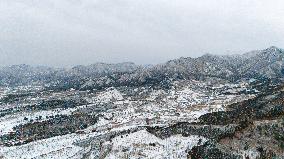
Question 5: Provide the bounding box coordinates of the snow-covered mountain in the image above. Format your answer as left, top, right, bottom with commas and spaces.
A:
159, 46, 284, 80
0, 46, 283, 88
1, 47, 284, 158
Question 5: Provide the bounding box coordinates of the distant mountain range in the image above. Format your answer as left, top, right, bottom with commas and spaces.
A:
1, 46, 283, 89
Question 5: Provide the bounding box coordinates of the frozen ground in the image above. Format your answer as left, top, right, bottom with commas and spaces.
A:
0, 79, 259, 158
105, 130, 206, 159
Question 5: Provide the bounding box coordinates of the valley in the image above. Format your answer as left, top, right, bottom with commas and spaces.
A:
0, 47, 284, 158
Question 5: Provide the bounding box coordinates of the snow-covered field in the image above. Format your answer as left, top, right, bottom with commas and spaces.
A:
0, 132, 100, 159
105, 130, 206, 159
0, 80, 258, 158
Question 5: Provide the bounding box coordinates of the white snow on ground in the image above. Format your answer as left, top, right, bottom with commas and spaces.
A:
0, 80, 258, 159
147, 90, 166, 101
105, 130, 207, 159
0, 105, 86, 135
0, 103, 96, 136
94, 88, 123, 104
0, 134, 82, 159
0, 132, 101, 159
96, 117, 111, 127
242, 149, 260, 159
175, 88, 207, 106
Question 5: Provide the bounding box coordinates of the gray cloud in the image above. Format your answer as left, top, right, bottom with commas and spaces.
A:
0, 0, 283, 67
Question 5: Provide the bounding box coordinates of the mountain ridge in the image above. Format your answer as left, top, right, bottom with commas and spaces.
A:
0, 46, 283, 88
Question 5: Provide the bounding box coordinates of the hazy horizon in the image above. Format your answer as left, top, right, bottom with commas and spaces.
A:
1, 0, 284, 67
0, 46, 281, 69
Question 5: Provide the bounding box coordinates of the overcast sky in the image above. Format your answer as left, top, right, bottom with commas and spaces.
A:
0, 0, 284, 67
